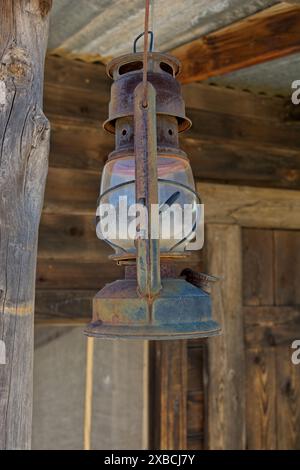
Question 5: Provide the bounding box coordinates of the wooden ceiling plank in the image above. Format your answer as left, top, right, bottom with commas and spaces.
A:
172, 3, 300, 83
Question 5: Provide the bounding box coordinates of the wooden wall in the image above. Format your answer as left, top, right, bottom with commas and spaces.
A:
38, 55, 300, 324
36, 55, 300, 449
37, 57, 121, 323
179, 229, 300, 450
243, 228, 300, 449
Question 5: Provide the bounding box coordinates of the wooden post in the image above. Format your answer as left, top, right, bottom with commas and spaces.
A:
0, 0, 52, 449
205, 224, 246, 449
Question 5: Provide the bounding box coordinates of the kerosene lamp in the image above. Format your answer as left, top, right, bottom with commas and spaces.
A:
84, 33, 221, 340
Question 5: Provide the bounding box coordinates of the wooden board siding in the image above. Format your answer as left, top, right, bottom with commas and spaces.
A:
245, 347, 277, 449
187, 228, 300, 451
242, 229, 274, 306
38, 51, 300, 320
150, 339, 206, 451
36, 56, 300, 450
44, 56, 300, 193
187, 341, 205, 450
274, 230, 300, 305
243, 228, 300, 449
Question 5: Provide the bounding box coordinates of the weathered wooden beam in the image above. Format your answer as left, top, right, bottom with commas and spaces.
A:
197, 182, 300, 230
172, 3, 300, 83
0, 0, 52, 449
42, 173, 300, 228
47, 113, 300, 189
205, 224, 245, 449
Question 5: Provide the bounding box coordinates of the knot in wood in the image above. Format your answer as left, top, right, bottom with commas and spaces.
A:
39, 0, 53, 18
1, 46, 32, 85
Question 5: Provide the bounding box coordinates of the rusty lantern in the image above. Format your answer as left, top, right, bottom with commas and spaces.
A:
84, 46, 221, 340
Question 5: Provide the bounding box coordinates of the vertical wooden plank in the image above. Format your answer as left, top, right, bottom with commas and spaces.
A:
274, 230, 300, 305
276, 344, 300, 449
246, 348, 277, 449
242, 229, 274, 306
150, 341, 187, 450
0, 0, 51, 449
205, 224, 245, 449
187, 342, 205, 450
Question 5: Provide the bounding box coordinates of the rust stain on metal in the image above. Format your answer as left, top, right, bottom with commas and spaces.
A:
85, 49, 221, 340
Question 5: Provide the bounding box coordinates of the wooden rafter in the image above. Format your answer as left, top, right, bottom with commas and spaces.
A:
172, 2, 300, 83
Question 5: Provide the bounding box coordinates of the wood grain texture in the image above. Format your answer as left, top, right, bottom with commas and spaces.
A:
274, 230, 300, 305
187, 342, 205, 450
43, 167, 100, 215
187, 343, 204, 392
205, 224, 245, 449
243, 228, 300, 449
187, 107, 300, 153
185, 141, 300, 190
181, 83, 285, 122
42, 171, 300, 228
44, 57, 300, 190
0, 0, 51, 449
197, 183, 300, 230
150, 341, 187, 450
38, 213, 112, 262
35, 289, 96, 324
47, 0, 278, 60
49, 120, 112, 171
187, 391, 204, 436
172, 3, 300, 83
245, 306, 300, 348
246, 348, 277, 449
36, 260, 123, 290
276, 344, 300, 449
242, 229, 274, 306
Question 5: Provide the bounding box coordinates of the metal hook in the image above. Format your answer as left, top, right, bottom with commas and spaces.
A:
133, 31, 154, 53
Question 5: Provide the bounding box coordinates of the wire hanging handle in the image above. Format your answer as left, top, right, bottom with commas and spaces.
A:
133, 31, 154, 53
